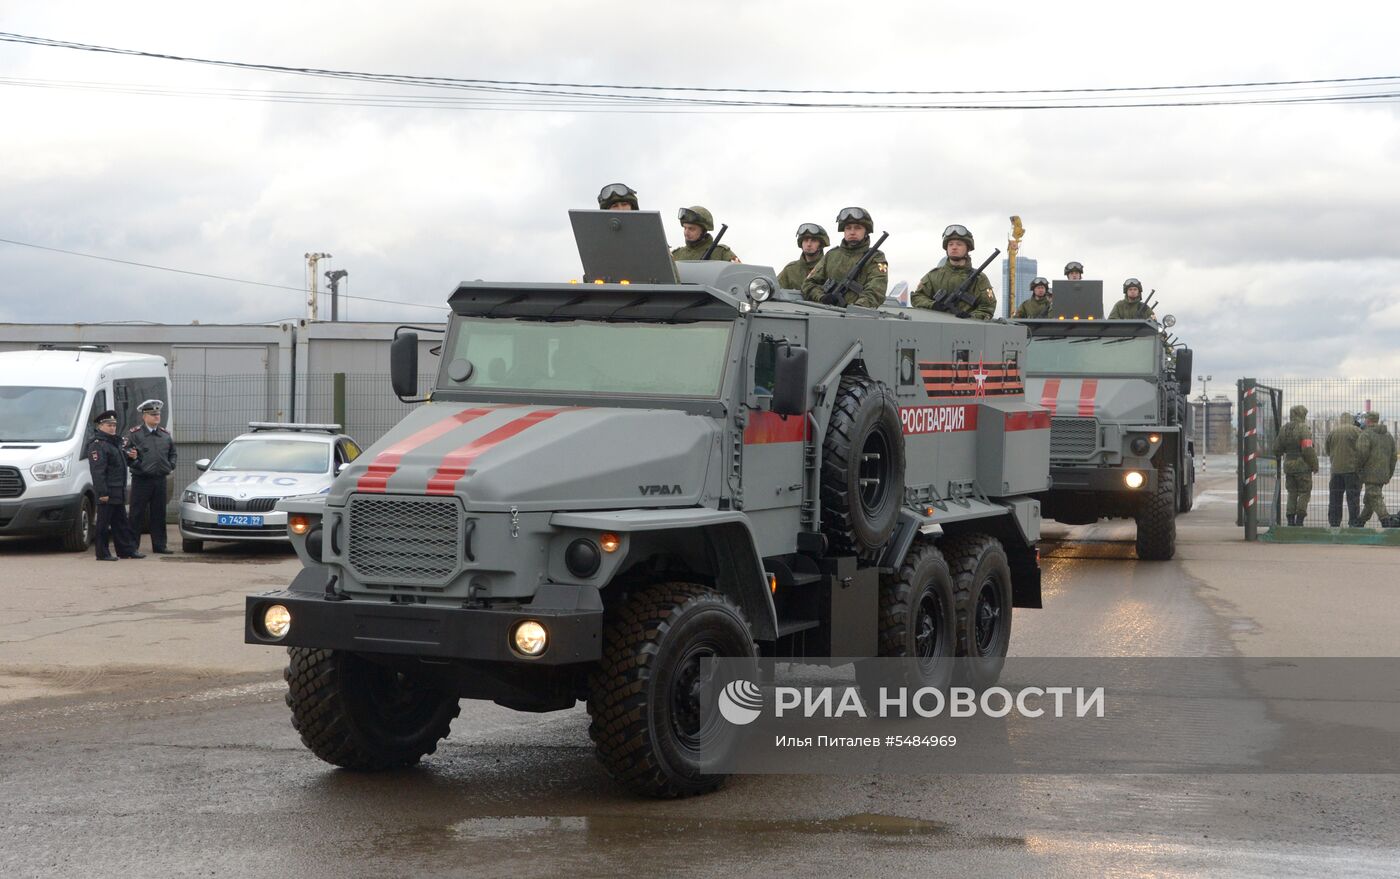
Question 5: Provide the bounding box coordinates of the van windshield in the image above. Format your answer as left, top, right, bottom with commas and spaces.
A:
0, 387, 87, 442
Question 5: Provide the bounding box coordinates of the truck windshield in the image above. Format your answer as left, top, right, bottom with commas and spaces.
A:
0, 386, 86, 442
444, 318, 733, 398
1024, 336, 1157, 375
212, 440, 329, 474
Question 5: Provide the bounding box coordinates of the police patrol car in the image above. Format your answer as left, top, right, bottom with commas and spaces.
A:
179, 423, 361, 552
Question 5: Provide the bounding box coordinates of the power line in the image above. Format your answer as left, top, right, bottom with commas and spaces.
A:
0, 236, 445, 310
2, 31, 1397, 111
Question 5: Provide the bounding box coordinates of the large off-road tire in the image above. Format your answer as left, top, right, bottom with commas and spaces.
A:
1135, 464, 1177, 560
587, 583, 757, 798
59, 495, 93, 551
820, 375, 906, 556
1178, 459, 1195, 514
942, 533, 1013, 690
857, 537, 957, 697
284, 647, 460, 770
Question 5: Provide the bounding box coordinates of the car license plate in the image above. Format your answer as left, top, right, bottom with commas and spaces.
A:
217, 514, 264, 527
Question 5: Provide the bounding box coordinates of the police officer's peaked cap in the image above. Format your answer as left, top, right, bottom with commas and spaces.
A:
94, 409, 118, 424
138, 399, 164, 413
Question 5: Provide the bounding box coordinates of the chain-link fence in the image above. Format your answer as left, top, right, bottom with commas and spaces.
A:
168, 372, 431, 503
1254, 378, 1400, 527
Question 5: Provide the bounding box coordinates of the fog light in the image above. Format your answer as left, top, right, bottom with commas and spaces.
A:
1125, 471, 1145, 489
599, 532, 621, 553
1149, 433, 1161, 444
565, 539, 601, 577
263, 604, 292, 639
289, 514, 311, 535
305, 526, 324, 562
512, 620, 548, 656
1130, 437, 1150, 455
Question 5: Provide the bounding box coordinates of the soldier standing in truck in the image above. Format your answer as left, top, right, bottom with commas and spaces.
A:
911, 225, 996, 319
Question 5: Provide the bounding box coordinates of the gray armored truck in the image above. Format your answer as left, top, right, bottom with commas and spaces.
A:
1019, 282, 1194, 560
245, 211, 1050, 798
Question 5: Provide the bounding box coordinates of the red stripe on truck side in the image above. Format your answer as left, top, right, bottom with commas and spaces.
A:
1005, 410, 1052, 431
1039, 379, 1061, 414
424, 408, 573, 495
356, 407, 501, 493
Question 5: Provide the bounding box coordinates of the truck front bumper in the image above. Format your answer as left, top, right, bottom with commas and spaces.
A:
1049, 465, 1158, 493
245, 589, 603, 665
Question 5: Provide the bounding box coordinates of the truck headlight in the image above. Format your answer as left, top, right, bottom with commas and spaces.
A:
565, 539, 601, 577
262, 605, 292, 639
748, 277, 774, 302
1125, 471, 1146, 489
1130, 437, 1150, 455
512, 620, 548, 657
30, 457, 68, 481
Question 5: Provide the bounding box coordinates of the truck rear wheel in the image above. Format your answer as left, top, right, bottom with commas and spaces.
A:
59, 495, 93, 552
1178, 459, 1195, 513
588, 582, 756, 798
942, 533, 1013, 690
821, 375, 905, 556
858, 537, 957, 696
1135, 464, 1177, 560
283, 648, 460, 770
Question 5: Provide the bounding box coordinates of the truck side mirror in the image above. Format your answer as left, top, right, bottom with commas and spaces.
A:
1175, 347, 1193, 396
390, 333, 419, 400
771, 345, 810, 416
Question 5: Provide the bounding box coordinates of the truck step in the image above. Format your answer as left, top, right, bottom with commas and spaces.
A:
776, 618, 821, 638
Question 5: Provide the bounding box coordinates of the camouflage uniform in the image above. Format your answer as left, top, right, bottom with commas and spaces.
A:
1108, 298, 1154, 320
1272, 404, 1318, 524
802, 239, 888, 308
672, 236, 739, 262
1014, 296, 1052, 319
1325, 412, 1364, 527
911, 264, 995, 319
778, 254, 822, 290
1356, 413, 1396, 525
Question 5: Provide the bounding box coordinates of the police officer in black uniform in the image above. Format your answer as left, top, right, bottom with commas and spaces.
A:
126, 399, 177, 554
88, 410, 141, 561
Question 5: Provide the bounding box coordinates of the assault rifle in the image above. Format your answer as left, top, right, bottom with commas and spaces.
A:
701, 224, 729, 260
819, 231, 889, 306
930, 248, 1001, 314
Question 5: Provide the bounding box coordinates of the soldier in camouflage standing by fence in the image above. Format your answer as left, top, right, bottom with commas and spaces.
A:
1325, 411, 1364, 527
1273, 404, 1319, 526
1356, 411, 1396, 526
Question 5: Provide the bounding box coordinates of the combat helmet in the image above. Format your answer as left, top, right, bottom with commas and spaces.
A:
796, 223, 830, 247
1064, 261, 1084, 276
941, 224, 975, 251
1123, 277, 1143, 296
1030, 276, 1049, 294
835, 206, 874, 233
678, 206, 715, 232
597, 182, 639, 210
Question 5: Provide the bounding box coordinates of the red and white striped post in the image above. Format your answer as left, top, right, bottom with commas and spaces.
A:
1239, 378, 1259, 540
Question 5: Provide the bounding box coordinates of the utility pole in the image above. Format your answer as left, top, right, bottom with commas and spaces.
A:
325, 269, 348, 322
1006, 216, 1024, 316
304, 252, 332, 320
1198, 374, 1212, 469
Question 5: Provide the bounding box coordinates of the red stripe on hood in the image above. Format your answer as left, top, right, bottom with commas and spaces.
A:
425, 408, 574, 496
356, 407, 502, 493
1078, 379, 1098, 416
1040, 379, 1061, 414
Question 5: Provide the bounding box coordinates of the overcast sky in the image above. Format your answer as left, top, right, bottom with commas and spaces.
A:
2, 1, 1399, 380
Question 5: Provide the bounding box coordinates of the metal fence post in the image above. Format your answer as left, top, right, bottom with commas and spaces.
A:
333, 373, 346, 428
1239, 378, 1259, 540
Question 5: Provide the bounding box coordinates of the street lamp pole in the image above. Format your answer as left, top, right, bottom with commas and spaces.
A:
1198, 374, 1212, 469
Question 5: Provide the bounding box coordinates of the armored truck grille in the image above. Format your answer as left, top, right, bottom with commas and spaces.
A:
0, 467, 22, 498
1050, 417, 1098, 459
346, 495, 462, 587
208, 495, 278, 513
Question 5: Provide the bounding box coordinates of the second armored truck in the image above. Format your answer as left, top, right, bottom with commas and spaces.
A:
245, 211, 1051, 797
1020, 289, 1194, 560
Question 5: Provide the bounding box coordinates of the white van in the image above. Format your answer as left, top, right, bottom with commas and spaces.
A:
0, 345, 171, 550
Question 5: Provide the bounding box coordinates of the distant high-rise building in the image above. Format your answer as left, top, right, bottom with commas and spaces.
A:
1000, 256, 1038, 318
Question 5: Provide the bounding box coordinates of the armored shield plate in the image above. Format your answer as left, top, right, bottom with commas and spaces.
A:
1049, 280, 1104, 319
570, 210, 679, 285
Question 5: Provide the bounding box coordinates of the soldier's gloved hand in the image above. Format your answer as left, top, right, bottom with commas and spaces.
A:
821, 291, 843, 306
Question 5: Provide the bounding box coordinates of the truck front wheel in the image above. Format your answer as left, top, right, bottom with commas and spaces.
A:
588, 583, 756, 798
1135, 464, 1178, 560
284, 648, 460, 770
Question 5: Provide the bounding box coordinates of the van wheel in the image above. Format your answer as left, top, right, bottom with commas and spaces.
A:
821, 375, 906, 556
60, 496, 94, 552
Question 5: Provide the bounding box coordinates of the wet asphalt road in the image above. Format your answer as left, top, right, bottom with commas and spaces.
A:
1, 461, 1398, 878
